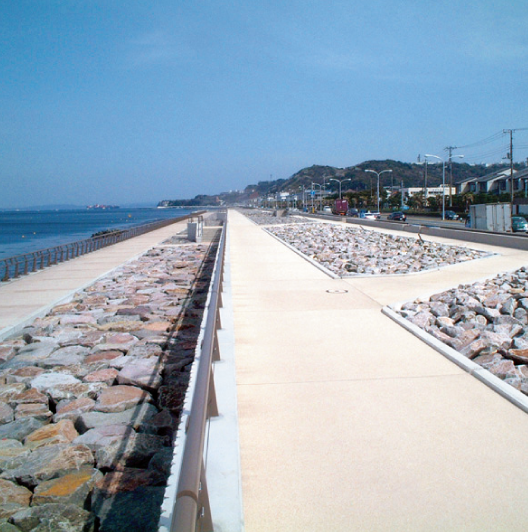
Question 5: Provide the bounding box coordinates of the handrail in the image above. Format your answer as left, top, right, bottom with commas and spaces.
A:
0, 212, 205, 282
164, 216, 227, 532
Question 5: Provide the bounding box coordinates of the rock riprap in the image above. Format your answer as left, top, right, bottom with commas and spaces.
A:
397, 266, 528, 394
0, 237, 216, 531
240, 209, 315, 226
266, 223, 490, 275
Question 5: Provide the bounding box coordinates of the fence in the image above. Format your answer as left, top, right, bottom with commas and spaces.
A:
0, 213, 203, 282
160, 217, 227, 532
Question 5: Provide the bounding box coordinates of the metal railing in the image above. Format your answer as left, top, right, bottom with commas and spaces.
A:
0, 212, 204, 282
163, 217, 227, 532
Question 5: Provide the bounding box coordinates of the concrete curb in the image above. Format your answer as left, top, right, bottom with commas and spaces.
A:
382, 305, 528, 415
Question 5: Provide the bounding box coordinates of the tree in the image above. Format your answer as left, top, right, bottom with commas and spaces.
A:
407, 192, 425, 210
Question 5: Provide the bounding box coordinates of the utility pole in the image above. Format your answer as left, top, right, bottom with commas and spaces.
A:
424, 157, 428, 209
504, 129, 514, 209
444, 146, 458, 207
418, 154, 429, 208
504, 128, 528, 211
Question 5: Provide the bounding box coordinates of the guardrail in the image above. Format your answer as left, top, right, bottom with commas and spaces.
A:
160, 218, 226, 532
0, 212, 204, 282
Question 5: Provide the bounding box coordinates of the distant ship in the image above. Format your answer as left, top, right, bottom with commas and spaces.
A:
86, 204, 120, 210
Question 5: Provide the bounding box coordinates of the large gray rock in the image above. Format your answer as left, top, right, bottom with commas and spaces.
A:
54, 397, 96, 423
0, 417, 46, 442
0, 445, 31, 472
31, 373, 80, 392
32, 468, 103, 507
0, 402, 14, 425
37, 346, 89, 368
75, 403, 159, 433
73, 425, 132, 451
9, 503, 95, 531
0, 478, 32, 506
117, 360, 162, 392
31, 373, 105, 403
94, 385, 152, 414
1, 444, 94, 489
94, 433, 165, 469
0, 384, 27, 404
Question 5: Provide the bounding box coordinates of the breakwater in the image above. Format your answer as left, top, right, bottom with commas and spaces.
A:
0, 230, 219, 531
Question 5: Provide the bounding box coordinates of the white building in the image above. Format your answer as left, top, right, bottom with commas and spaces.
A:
401, 185, 455, 198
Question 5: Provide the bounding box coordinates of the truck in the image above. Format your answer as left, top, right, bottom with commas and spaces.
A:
467, 203, 511, 232
332, 199, 348, 216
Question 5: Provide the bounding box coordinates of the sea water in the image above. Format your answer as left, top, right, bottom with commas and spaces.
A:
0, 207, 195, 259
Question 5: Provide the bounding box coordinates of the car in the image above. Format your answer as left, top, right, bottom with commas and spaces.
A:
322, 206, 332, 213
347, 208, 359, 217
387, 211, 407, 222
445, 210, 459, 220
360, 210, 381, 220
512, 216, 528, 232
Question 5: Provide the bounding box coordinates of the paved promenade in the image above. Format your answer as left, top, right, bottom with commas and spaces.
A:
228, 210, 528, 531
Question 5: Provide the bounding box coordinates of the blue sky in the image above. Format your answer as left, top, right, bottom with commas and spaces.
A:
1, 0, 527, 208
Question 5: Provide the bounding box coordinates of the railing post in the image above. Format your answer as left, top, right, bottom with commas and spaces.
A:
2, 260, 10, 282
197, 463, 214, 532
208, 368, 219, 418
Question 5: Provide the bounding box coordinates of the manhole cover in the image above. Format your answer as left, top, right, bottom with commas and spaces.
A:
326, 289, 348, 294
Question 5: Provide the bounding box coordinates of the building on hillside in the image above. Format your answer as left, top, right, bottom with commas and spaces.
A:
456, 168, 528, 196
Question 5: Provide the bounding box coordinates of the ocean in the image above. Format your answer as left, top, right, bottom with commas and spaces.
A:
0, 207, 196, 259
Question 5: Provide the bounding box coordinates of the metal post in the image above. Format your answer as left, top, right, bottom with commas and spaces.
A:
442, 160, 446, 220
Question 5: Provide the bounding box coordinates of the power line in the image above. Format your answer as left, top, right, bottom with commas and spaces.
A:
455, 131, 504, 150
462, 146, 510, 162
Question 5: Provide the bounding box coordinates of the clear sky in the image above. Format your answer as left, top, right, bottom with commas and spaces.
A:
1, 0, 527, 208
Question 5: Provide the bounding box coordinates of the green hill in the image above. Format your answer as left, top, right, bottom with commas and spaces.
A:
159, 160, 514, 206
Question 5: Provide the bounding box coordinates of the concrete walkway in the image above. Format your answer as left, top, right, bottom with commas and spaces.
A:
0, 220, 191, 338
228, 210, 528, 531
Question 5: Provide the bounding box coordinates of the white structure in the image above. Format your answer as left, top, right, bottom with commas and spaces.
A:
401, 186, 455, 198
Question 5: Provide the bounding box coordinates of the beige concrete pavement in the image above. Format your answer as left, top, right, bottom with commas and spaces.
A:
0, 220, 191, 335
229, 210, 528, 531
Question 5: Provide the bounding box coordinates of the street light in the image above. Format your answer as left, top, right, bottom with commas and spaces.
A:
329, 178, 351, 199
425, 154, 463, 220
364, 169, 392, 213
425, 154, 446, 220
447, 154, 464, 206
312, 182, 323, 212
